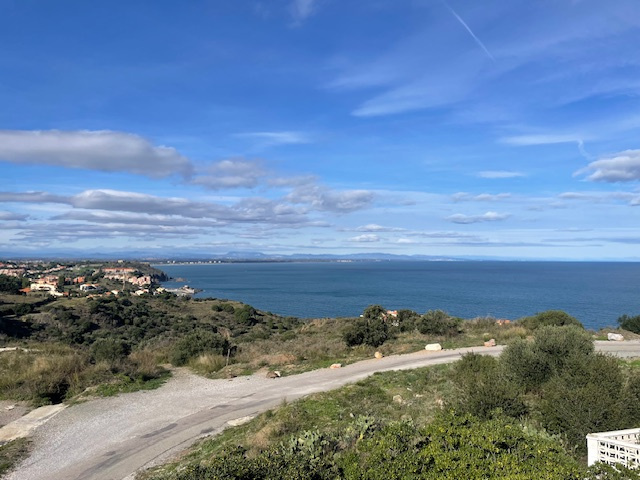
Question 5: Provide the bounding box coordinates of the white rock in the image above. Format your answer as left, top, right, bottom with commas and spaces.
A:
607, 333, 624, 341
425, 343, 442, 351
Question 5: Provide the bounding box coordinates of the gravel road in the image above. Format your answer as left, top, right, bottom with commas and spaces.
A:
6, 341, 640, 480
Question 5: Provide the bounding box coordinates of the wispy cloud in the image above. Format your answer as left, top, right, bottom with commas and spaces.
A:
0, 211, 28, 221
290, 0, 319, 25
235, 131, 311, 147
477, 171, 526, 179
286, 185, 375, 213
191, 159, 267, 190
0, 130, 193, 178
446, 211, 510, 224
355, 224, 404, 232
348, 234, 379, 243
500, 134, 585, 146
452, 192, 511, 202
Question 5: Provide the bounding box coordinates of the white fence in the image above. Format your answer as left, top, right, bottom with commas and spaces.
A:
586, 428, 640, 468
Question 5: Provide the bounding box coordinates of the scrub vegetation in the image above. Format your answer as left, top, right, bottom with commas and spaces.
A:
142, 327, 640, 479
2, 273, 638, 407
4, 269, 640, 478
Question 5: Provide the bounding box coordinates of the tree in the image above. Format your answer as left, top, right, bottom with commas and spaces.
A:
618, 314, 640, 334
0, 274, 22, 294
362, 305, 386, 320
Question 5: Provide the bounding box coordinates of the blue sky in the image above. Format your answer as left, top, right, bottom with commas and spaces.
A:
2, 0, 640, 260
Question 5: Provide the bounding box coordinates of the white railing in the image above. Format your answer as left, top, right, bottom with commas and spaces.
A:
586, 428, 640, 468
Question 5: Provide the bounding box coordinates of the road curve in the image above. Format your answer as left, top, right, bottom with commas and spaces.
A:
7, 340, 640, 480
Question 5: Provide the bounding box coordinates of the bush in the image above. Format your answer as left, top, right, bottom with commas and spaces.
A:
537, 354, 626, 454
171, 330, 230, 366
416, 310, 461, 336
396, 309, 419, 332
502, 325, 593, 391
0, 275, 22, 294
91, 338, 131, 364
341, 412, 586, 479
451, 353, 527, 419
519, 310, 583, 330
343, 318, 389, 347
362, 305, 386, 320
235, 305, 257, 325
618, 314, 640, 334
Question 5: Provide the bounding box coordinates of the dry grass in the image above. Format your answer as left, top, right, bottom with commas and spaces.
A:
189, 354, 227, 376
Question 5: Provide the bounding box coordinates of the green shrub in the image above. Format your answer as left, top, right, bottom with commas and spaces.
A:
618, 314, 640, 334
362, 304, 386, 320
171, 330, 230, 366
451, 353, 527, 419
343, 318, 389, 347
537, 354, 626, 454
0, 275, 22, 294
341, 412, 586, 479
519, 310, 583, 330
91, 338, 130, 364
416, 310, 461, 336
502, 325, 593, 391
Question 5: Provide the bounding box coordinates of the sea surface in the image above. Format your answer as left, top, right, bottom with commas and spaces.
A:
156, 261, 640, 331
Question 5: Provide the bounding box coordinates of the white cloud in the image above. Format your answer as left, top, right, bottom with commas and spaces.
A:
477, 171, 525, 179
452, 192, 511, 202
191, 159, 267, 190
577, 149, 640, 182
355, 223, 404, 232
0, 130, 193, 178
446, 211, 510, 224
349, 234, 379, 242
0, 211, 28, 221
287, 185, 374, 212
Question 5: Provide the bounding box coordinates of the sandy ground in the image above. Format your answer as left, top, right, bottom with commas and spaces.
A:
0, 401, 29, 429
4, 341, 640, 480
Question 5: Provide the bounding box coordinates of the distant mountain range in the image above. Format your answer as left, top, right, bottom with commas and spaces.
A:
1, 248, 633, 262
0, 247, 501, 262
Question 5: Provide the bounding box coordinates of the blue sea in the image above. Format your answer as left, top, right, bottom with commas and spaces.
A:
156, 261, 640, 331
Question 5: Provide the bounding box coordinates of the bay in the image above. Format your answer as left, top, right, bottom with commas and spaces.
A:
156, 261, 640, 331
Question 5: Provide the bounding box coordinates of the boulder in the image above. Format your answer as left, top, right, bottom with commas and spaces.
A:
266, 370, 281, 379
607, 333, 625, 341
484, 338, 496, 347
330, 363, 342, 369
393, 395, 403, 404
425, 343, 442, 351
374, 351, 383, 359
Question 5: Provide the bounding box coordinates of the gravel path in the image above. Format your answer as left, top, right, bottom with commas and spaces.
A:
6, 341, 640, 480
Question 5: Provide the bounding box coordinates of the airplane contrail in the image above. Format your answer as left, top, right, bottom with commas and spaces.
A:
443, 2, 495, 62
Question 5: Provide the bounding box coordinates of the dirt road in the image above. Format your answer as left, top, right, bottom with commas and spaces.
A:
7, 341, 640, 480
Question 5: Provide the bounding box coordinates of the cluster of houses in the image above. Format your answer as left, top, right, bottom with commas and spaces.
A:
2, 261, 159, 298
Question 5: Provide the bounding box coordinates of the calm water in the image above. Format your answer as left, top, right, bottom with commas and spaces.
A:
156, 261, 640, 330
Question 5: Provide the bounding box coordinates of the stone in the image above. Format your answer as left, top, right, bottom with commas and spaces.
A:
374, 351, 383, 359
266, 370, 281, 378
425, 343, 442, 351
330, 363, 342, 369
484, 338, 496, 347
608, 333, 624, 341
393, 395, 403, 404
